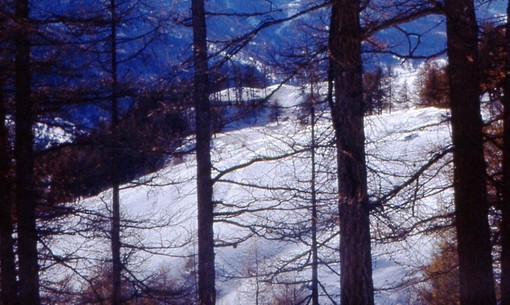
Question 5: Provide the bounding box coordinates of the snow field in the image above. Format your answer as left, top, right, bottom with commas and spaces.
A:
49, 79, 453, 304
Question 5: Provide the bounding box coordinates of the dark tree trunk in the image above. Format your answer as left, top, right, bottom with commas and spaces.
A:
0, 84, 18, 305
109, 0, 122, 304
328, 1, 374, 305
14, 0, 41, 304
192, 0, 216, 304
310, 102, 319, 305
500, 1, 510, 304
445, 1, 497, 304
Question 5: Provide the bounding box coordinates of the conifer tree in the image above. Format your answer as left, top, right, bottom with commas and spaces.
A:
500, 1, 510, 304
445, 0, 497, 304
14, 0, 41, 303
192, 0, 216, 304
328, 1, 374, 304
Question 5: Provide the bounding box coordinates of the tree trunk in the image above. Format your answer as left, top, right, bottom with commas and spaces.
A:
14, 0, 41, 304
329, 1, 374, 305
500, 1, 510, 304
110, 0, 122, 304
192, 0, 216, 304
310, 102, 319, 305
0, 83, 18, 305
445, 1, 497, 304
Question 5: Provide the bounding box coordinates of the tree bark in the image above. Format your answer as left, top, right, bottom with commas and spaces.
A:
14, 0, 41, 304
192, 0, 216, 304
329, 1, 374, 305
310, 101, 319, 305
109, 0, 122, 304
445, 1, 497, 304
0, 83, 18, 305
500, 1, 510, 304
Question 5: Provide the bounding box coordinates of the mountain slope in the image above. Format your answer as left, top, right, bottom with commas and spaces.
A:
47, 84, 452, 304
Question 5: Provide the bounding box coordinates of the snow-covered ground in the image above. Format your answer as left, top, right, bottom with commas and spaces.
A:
47, 73, 454, 304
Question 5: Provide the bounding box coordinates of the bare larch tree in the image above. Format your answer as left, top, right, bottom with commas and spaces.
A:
500, 0, 510, 304
192, 0, 216, 304
15, 0, 41, 304
445, 0, 497, 304
328, 0, 374, 304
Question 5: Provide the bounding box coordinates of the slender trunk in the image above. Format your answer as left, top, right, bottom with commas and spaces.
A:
500, 1, 510, 304
0, 84, 18, 305
445, 1, 496, 304
306, 50, 320, 305
110, 0, 122, 304
192, 0, 216, 304
255, 248, 260, 305
111, 183, 121, 305
15, 0, 40, 304
310, 101, 319, 305
329, 1, 374, 305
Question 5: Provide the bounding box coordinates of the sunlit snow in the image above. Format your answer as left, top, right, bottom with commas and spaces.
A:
48, 69, 453, 304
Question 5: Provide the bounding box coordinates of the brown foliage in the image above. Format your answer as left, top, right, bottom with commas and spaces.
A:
479, 23, 506, 101
418, 62, 449, 108
76, 263, 196, 305
417, 232, 460, 305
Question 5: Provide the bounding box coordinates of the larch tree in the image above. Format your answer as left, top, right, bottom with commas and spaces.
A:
27, 0, 183, 301
328, 1, 374, 304
83, 0, 170, 301
309, 78, 322, 305
192, 0, 216, 304
14, 0, 41, 304
109, 0, 122, 304
445, 0, 497, 304
0, 5, 18, 304
500, 0, 510, 303
0, 75, 18, 305
306, 51, 321, 305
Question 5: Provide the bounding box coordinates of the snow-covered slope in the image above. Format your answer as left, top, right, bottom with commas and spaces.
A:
48, 83, 453, 304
